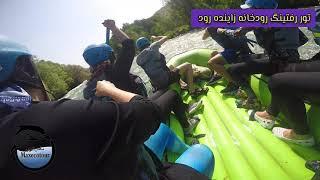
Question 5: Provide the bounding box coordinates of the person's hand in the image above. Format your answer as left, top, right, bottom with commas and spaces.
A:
102, 19, 116, 29
95, 80, 116, 97
217, 28, 227, 34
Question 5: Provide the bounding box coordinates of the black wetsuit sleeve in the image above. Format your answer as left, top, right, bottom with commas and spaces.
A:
113, 39, 135, 79
35, 98, 161, 156
117, 96, 162, 145
62, 96, 162, 146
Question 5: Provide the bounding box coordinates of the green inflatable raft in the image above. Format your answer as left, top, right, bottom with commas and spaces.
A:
166, 49, 320, 180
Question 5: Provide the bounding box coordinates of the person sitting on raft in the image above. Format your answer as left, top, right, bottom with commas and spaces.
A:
226, 0, 307, 109
136, 35, 208, 96
250, 59, 320, 147
202, 27, 252, 95
168, 62, 211, 96
81, 25, 211, 172
135, 35, 181, 91
82, 23, 202, 136
83, 19, 147, 99
250, 6, 320, 147
0, 38, 214, 180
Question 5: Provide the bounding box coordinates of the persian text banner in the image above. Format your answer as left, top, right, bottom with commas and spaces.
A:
191, 9, 316, 28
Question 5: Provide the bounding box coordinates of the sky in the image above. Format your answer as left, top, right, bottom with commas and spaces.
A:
0, 0, 163, 67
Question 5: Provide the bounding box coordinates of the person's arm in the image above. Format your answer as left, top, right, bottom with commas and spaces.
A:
102, 20, 135, 85
102, 19, 129, 43
151, 35, 168, 46
95, 80, 136, 103
216, 28, 227, 34
111, 39, 135, 86
202, 28, 210, 40
95, 80, 162, 145
50, 95, 162, 162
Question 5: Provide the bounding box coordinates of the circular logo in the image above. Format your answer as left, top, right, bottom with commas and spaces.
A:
13, 126, 55, 170
16, 146, 53, 170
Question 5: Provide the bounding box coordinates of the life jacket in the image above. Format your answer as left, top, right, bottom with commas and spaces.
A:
253, 28, 304, 62
136, 46, 171, 89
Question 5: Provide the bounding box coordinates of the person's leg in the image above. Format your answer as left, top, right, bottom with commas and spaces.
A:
194, 65, 212, 80
207, 51, 220, 71
152, 89, 201, 135
253, 75, 283, 129
176, 63, 195, 93
255, 61, 320, 128
207, 54, 225, 85
268, 61, 320, 116
255, 72, 320, 136
208, 53, 234, 82
207, 51, 223, 85
167, 67, 181, 87
269, 72, 320, 134
228, 57, 274, 99
144, 123, 190, 160
152, 89, 189, 128
253, 76, 282, 126
149, 89, 168, 101
227, 57, 273, 85
283, 60, 320, 73
175, 144, 214, 178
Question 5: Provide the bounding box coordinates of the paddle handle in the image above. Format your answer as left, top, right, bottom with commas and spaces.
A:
106, 28, 110, 45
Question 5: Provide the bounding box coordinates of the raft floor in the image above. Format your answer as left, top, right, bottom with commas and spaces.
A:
170, 82, 320, 180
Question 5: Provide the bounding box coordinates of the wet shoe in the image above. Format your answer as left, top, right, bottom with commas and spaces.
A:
272, 127, 315, 147
236, 98, 261, 110
234, 88, 248, 99
221, 83, 239, 95
306, 160, 320, 172
183, 115, 200, 135
206, 75, 222, 86
185, 134, 206, 145
187, 137, 200, 145
306, 160, 320, 180
190, 87, 208, 97
188, 100, 203, 115
248, 110, 275, 129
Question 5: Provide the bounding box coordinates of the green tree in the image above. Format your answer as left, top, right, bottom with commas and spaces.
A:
35, 60, 90, 99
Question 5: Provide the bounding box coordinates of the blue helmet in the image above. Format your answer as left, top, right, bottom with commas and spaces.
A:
136, 37, 150, 51
0, 37, 32, 82
241, 0, 278, 9
83, 44, 113, 67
